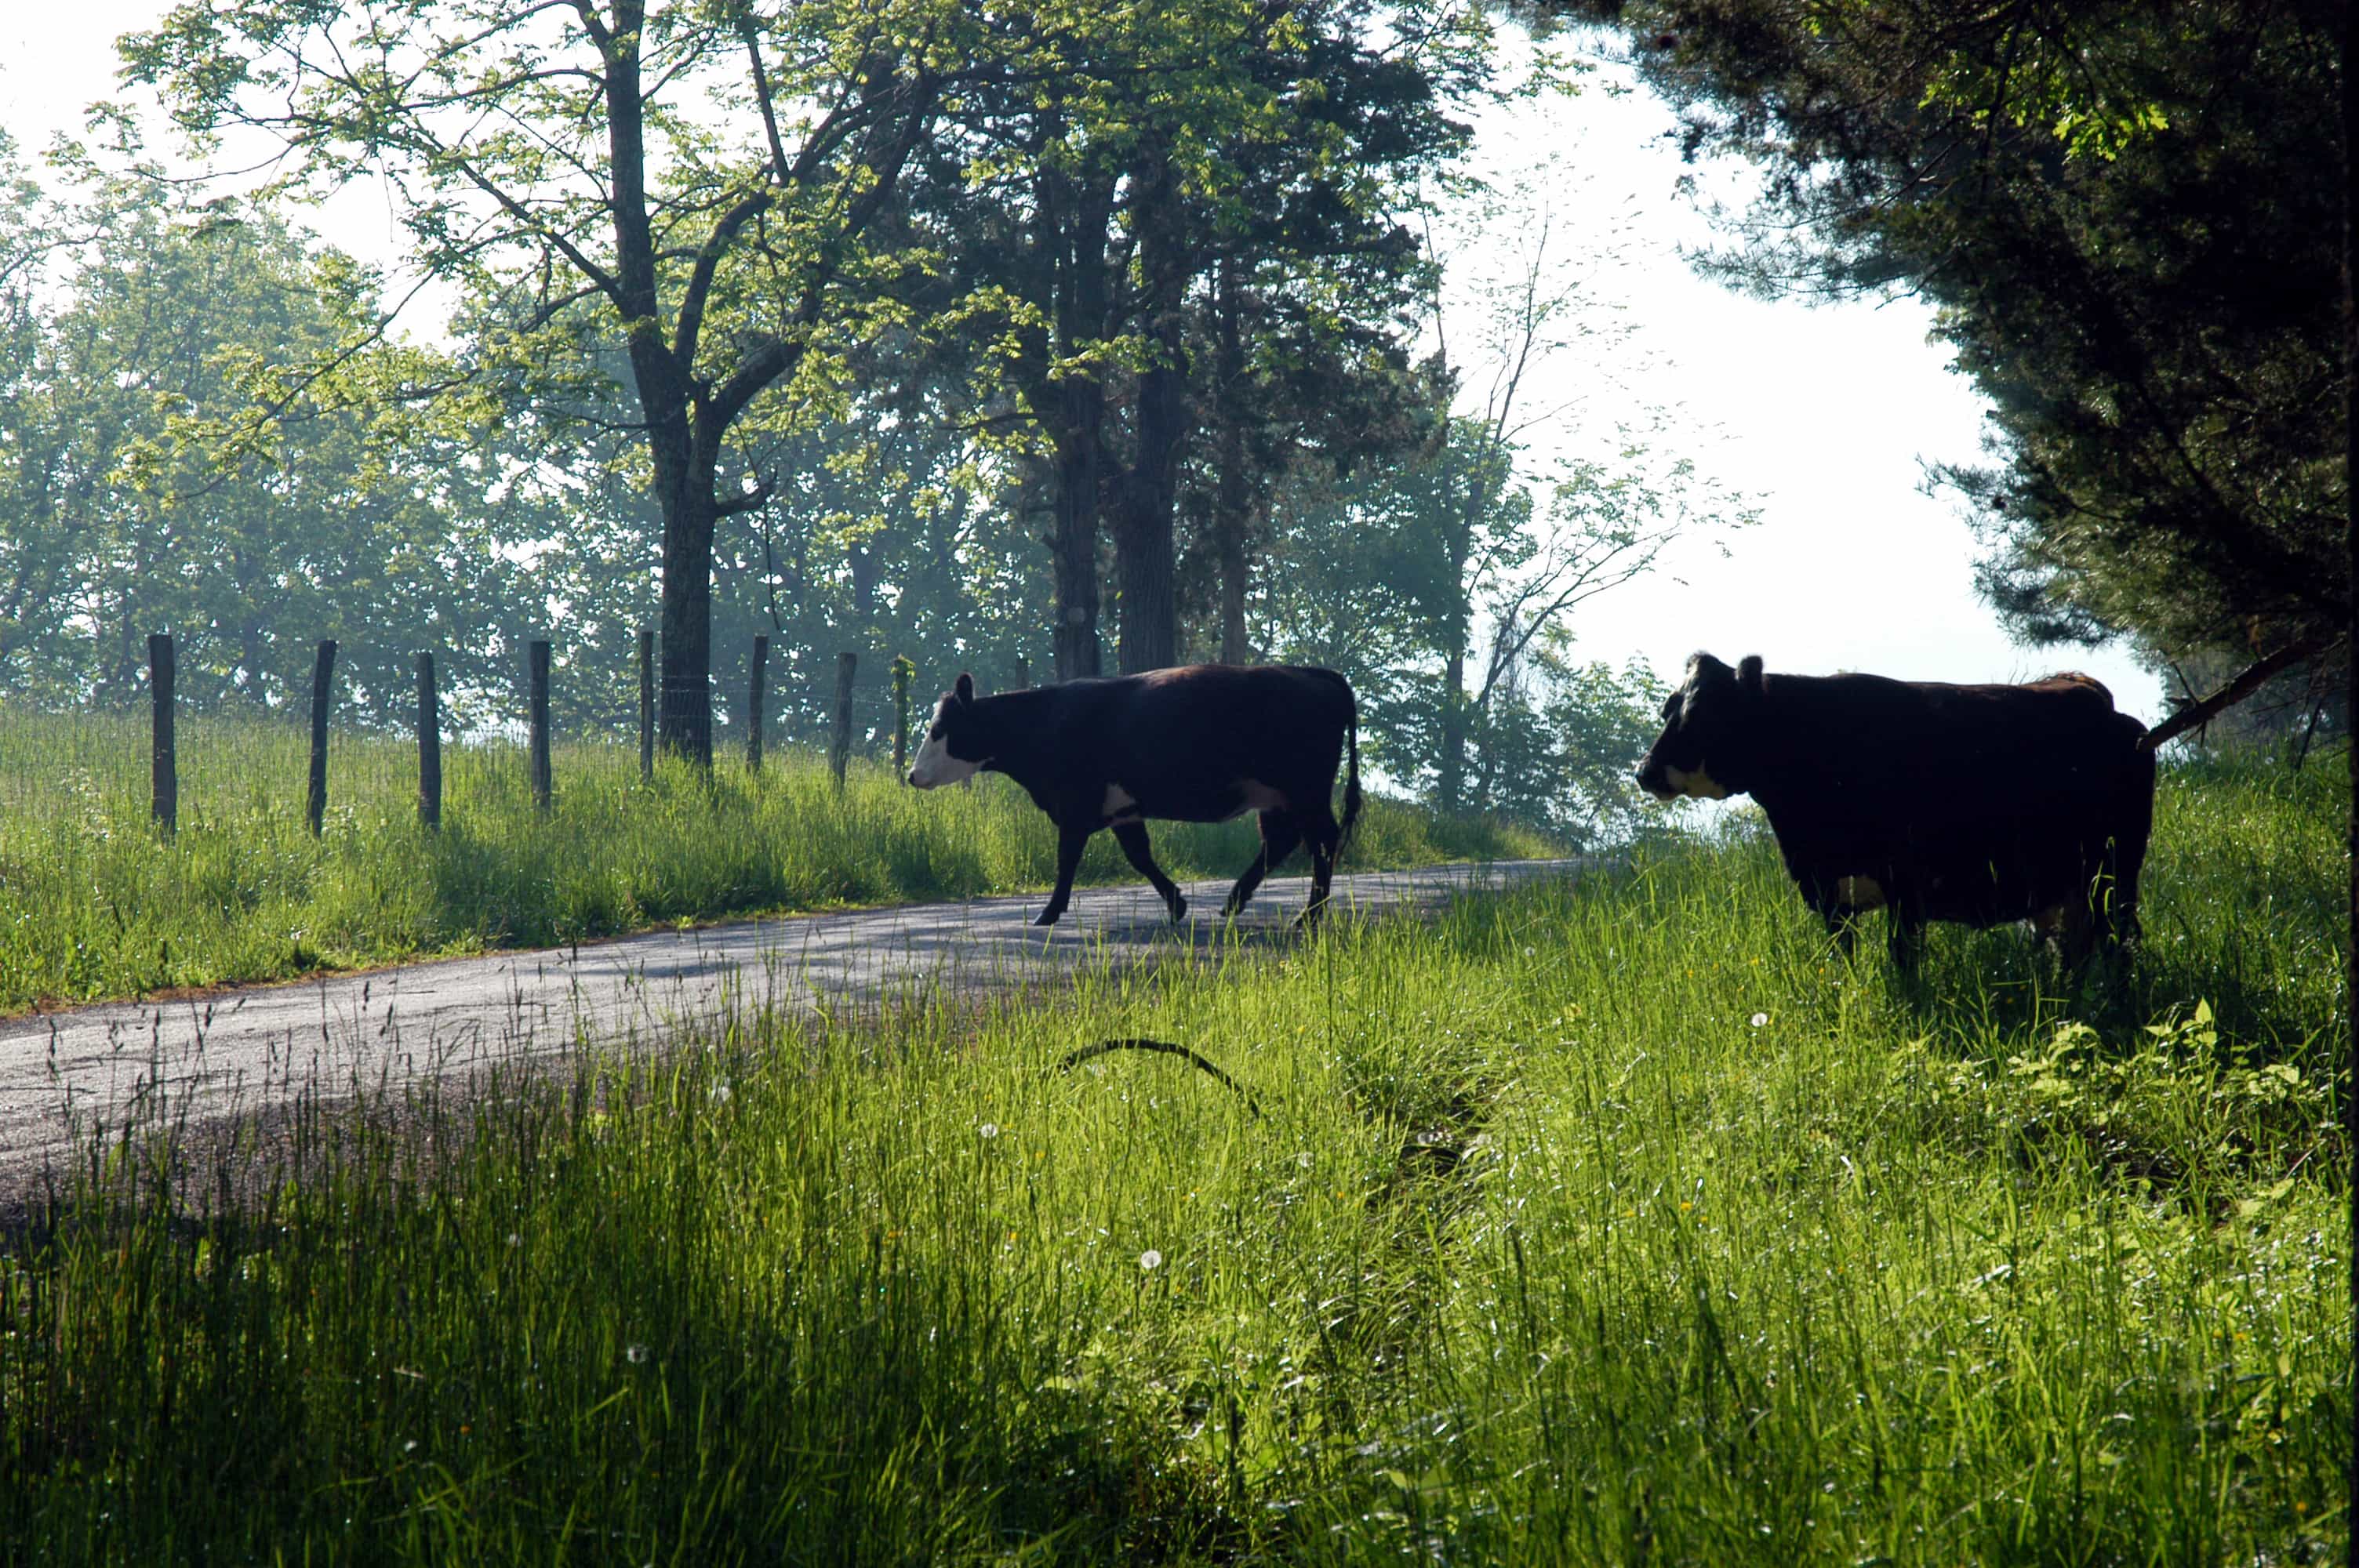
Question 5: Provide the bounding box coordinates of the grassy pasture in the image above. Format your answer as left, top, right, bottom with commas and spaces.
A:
0, 707, 1549, 1014
0, 757, 2346, 1564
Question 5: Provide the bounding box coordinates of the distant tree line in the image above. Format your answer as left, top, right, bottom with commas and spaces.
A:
0, 0, 1760, 843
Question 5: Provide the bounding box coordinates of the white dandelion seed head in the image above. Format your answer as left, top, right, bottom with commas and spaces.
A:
709, 1080, 732, 1104
1139, 1249, 1164, 1272
625, 1343, 649, 1364
505, 1232, 521, 1248
1296, 1151, 1314, 1168
1750, 1012, 1768, 1028
978, 1122, 1000, 1139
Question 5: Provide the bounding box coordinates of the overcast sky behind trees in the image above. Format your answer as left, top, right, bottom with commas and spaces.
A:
2, 1, 2165, 720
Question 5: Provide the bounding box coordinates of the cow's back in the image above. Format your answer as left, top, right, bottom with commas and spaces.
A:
1099, 664, 1350, 775
1754, 671, 2153, 927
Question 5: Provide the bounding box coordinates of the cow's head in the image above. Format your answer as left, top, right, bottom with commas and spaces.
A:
1636, 652, 1765, 802
907, 673, 990, 788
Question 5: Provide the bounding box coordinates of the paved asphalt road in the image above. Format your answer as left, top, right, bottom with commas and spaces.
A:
0, 858, 1582, 1193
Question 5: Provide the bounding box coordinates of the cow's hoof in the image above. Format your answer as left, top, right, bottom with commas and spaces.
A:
1033, 907, 1063, 927
1166, 894, 1188, 925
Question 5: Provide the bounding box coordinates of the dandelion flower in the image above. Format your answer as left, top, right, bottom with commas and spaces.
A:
1140, 1249, 1164, 1272
1750, 1011, 1768, 1028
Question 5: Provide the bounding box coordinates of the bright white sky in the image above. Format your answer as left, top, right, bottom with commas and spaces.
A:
0, 4, 2165, 721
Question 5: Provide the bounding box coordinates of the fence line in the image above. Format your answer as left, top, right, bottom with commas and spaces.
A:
133, 636, 960, 831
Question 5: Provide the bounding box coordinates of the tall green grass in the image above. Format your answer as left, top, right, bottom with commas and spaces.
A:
0, 708, 1550, 1012
0, 757, 2343, 1563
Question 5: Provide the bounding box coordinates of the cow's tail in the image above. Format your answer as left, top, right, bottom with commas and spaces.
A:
1337, 680, 1365, 862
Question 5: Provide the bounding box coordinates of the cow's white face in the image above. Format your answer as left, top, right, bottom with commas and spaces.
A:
907, 696, 983, 788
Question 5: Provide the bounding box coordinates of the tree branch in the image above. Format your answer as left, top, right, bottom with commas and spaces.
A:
2140, 636, 2335, 750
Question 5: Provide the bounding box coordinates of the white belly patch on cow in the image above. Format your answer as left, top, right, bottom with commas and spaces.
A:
1103, 782, 1141, 822
1216, 780, 1289, 820
1834, 875, 1886, 909
1664, 764, 1728, 800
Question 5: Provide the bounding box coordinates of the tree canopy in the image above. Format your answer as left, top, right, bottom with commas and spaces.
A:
1536, 0, 2344, 680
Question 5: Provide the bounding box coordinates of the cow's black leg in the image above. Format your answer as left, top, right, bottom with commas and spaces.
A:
1113, 821, 1187, 924
1885, 905, 1925, 969
1223, 811, 1301, 918
1296, 803, 1344, 932
1034, 821, 1092, 927
1822, 907, 1861, 959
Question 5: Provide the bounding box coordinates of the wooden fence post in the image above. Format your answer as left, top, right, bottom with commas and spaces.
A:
748, 634, 769, 774
148, 633, 176, 837
416, 652, 442, 831
528, 640, 553, 811
307, 639, 336, 837
891, 655, 915, 775
638, 628, 654, 784
829, 651, 858, 789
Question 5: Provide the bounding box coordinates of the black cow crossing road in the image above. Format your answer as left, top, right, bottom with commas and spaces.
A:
907, 665, 1363, 930
1638, 652, 2155, 964
0, 859, 1581, 1202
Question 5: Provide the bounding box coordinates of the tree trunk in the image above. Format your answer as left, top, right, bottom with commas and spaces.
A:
1437, 645, 1468, 812
1217, 505, 1252, 665
1050, 405, 1104, 681
1045, 166, 1118, 684
608, 2, 717, 768
1434, 509, 1474, 811
1114, 143, 1187, 675
1212, 259, 1254, 666
656, 469, 716, 765
1114, 356, 1183, 673
850, 540, 881, 626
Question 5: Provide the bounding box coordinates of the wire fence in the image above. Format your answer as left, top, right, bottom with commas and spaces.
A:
0, 633, 958, 833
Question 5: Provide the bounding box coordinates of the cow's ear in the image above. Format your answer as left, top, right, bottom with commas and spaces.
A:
1739, 655, 1765, 693
954, 672, 976, 706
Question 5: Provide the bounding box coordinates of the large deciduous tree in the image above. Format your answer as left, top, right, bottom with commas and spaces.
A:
128, 0, 977, 762
915, 0, 1487, 677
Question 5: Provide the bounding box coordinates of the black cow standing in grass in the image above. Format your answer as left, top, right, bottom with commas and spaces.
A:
1636, 652, 2155, 964
906, 665, 1364, 930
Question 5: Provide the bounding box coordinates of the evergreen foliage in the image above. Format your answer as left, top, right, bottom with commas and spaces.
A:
1536, 0, 2344, 675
